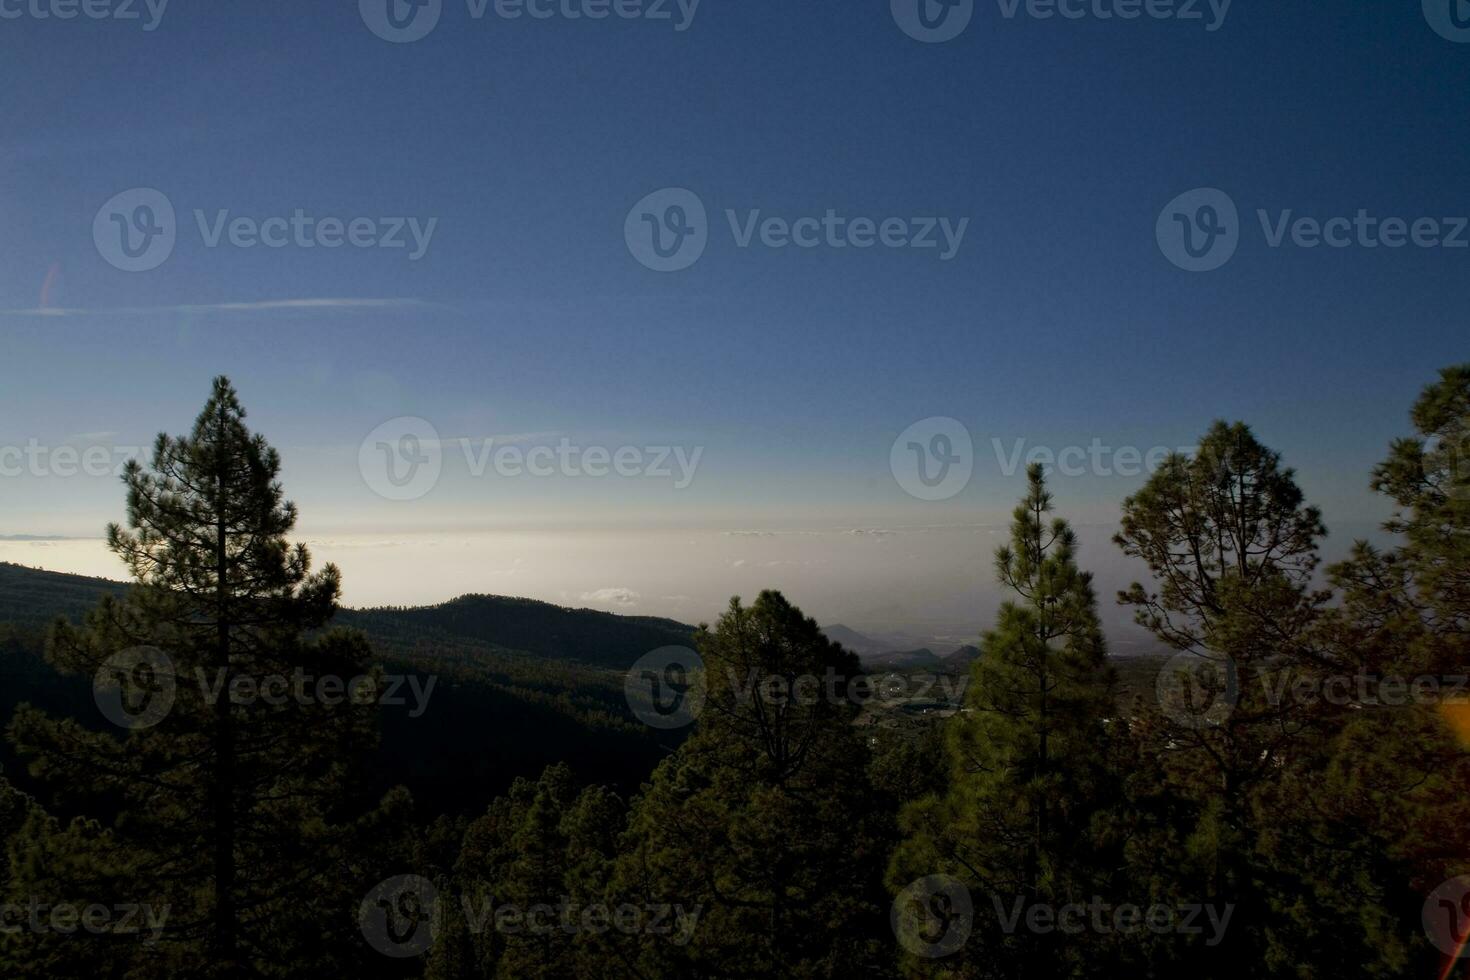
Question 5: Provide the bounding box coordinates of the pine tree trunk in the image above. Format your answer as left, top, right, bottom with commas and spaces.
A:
212, 452, 238, 976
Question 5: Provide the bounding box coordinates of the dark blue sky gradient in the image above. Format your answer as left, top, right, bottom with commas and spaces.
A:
1, 0, 1466, 539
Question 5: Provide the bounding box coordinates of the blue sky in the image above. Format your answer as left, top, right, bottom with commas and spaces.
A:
1, 1, 1466, 628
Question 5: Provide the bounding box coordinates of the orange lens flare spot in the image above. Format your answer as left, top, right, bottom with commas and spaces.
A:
1439, 701, 1470, 749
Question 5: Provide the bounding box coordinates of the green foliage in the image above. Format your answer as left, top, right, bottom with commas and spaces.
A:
3, 378, 411, 979
3, 370, 1469, 979
354, 595, 695, 669
424, 764, 625, 980
0, 563, 678, 819
1111, 421, 1333, 974
609, 591, 892, 978
1256, 364, 1470, 977
1115, 419, 1328, 655
890, 465, 1123, 978
0, 562, 128, 628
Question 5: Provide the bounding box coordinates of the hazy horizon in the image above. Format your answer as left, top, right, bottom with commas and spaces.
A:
0, 512, 1393, 652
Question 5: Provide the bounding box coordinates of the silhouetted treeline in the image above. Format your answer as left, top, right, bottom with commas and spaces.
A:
0, 369, 1467, 979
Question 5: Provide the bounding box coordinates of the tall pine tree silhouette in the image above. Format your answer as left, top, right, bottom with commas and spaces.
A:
891, 464, 1120, 979
1113, 420, 1328, 975
610, 591, 891, 978
8, 377, 408, 979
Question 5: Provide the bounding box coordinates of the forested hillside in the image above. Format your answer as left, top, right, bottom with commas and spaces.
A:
345, 593, 694, 669
0, 562, 128, 627
0, 563, 689, 815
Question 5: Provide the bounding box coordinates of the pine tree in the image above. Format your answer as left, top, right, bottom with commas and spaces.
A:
1113, 420, 1329, 975
890, 464, 1121, 979
1257, 365, 1470, 977
424, 764, 625, 980
494, 765, 579, 979
609, 590, 891, 978
5, 377, 410, 979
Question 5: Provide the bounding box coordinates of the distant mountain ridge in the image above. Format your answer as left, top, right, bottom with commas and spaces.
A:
0, 562, 128, 627
6, 562, 1001, 672
819, 623, 896, 657
347, 594, 696, 669
0, 562, 695, 670
946, 644, 982, 665
861, 645, 981, 670
822, 621, 980, 667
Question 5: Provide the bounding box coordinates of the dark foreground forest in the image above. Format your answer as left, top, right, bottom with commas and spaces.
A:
1, 368, 1468, 979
